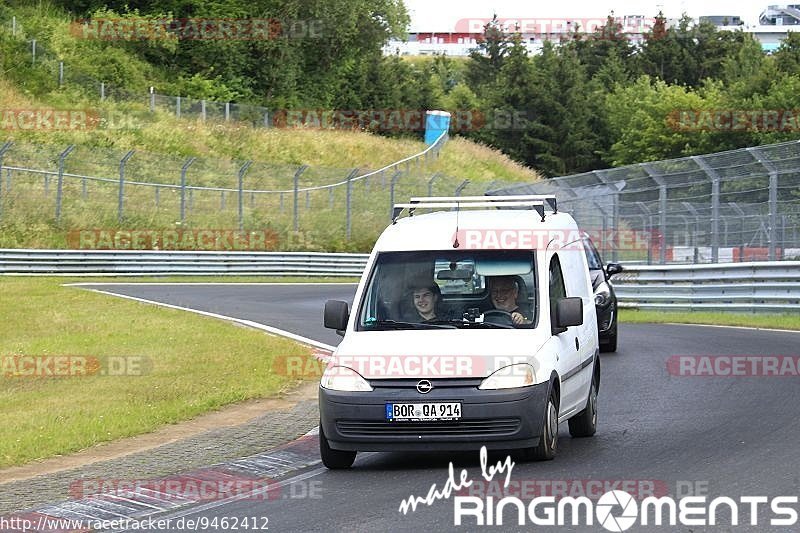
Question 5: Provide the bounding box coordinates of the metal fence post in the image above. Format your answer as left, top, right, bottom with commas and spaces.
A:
328, 188, 334, 208
55, 145, 75, 221
201, 100, 206, 121
58, 61, 64, 87
225, 102, 230, 121
155, 185, 159, 207
100, 82, 105, 101
220, 191, 226, 210
237, 160, 253, 231
389, 171, 401, 221
692, 156, 721, 263
149, 87, 155, 112
176, 96, 181, 119
180, 157, 196, 223
293, 165, 308, 232
427, 172, 440, 196
31, 39, 36, 65
118, 150, 135, 222
748, 148, 779, 261
455, 179, 469, 197
345, 168, 359, 241
0, 142, 12, 219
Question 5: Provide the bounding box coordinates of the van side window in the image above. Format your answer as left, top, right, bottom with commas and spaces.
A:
549, 255, 567, 318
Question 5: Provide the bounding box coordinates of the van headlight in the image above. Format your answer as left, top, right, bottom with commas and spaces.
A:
479, 364, 535, 390
321, 366, 373, 392
594, 281, 611, 307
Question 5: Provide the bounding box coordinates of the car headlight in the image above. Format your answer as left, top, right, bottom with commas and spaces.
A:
479, 364, 535, 390
320, 365, 373, 392
594, 281, 611, 307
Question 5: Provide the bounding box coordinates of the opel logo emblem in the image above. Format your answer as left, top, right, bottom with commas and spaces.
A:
416, 379, 433, 394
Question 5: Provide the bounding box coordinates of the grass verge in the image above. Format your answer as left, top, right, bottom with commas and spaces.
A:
54, 276, 360, 284
619, 309, 800, 331
0, 277, 320, 468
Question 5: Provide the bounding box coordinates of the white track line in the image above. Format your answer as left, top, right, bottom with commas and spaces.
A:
73, 287, 336, 352
660, 322, 800, 334
67, 282, 357, 286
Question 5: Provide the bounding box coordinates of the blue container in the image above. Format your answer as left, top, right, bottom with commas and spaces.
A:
424, 110, 451, 145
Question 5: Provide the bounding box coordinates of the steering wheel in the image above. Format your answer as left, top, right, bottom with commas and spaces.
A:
482, 309, 514, 325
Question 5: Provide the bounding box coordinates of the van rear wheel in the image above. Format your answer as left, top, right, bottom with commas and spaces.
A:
319, 423, 356, 469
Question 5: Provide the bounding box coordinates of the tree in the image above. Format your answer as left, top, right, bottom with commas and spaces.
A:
773, 32, 800, 74
465, 15, 511, 96
520, 41, 599, 175
569, 14, 634, 78
602, 76, 725, 165
636, 13, 697, 85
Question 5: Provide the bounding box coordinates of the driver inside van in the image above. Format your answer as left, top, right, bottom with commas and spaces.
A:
409, 280, 445, 322
488, 276, 531, 325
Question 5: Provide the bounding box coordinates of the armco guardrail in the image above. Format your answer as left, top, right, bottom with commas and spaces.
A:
0, 249, 369, 276
612, 261, 800, 313
1, 252, 798, 313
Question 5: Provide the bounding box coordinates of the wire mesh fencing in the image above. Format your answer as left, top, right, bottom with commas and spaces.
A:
493, 140, 800, 264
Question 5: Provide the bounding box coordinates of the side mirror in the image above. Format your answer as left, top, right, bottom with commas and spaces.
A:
606, 263, 623, 277
324, 300, 349, 335
553, 297, 583, 335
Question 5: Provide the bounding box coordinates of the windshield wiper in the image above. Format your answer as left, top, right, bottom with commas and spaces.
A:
364, 319, 456, 330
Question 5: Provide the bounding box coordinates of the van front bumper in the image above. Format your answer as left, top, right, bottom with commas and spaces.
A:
319, 379, 550, 452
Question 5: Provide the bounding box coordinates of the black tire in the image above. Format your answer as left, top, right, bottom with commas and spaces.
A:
527, 389, 559, 461
319, 424, 356, 469
600, 325, 618, 353
568, 378, 598, 437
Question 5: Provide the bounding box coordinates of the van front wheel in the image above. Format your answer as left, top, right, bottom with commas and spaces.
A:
526, 391, 558, 461
319, 423, 356, 469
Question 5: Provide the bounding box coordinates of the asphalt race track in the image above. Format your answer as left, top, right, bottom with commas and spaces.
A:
76, 283, 800, 533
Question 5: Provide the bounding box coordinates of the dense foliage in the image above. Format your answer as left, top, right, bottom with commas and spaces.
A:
5, 3, 800, 176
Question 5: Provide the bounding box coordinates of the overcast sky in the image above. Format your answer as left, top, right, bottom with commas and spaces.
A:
404, 0, 768, 31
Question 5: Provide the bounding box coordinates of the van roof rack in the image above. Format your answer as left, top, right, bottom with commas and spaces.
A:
392, 195, 557, 223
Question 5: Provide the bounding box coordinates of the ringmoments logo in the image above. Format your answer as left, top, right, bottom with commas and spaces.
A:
397, 447, 800, 529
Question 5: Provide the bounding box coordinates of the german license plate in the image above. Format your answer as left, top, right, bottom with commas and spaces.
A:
385, 402, 461, 421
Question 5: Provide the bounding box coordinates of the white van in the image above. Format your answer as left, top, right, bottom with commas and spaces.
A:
319, 196, 599, 468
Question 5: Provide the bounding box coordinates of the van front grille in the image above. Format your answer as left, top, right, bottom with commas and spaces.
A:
336, 418, 521, 438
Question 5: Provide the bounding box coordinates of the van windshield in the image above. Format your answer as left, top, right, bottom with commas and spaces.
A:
357, 250, 537, 330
